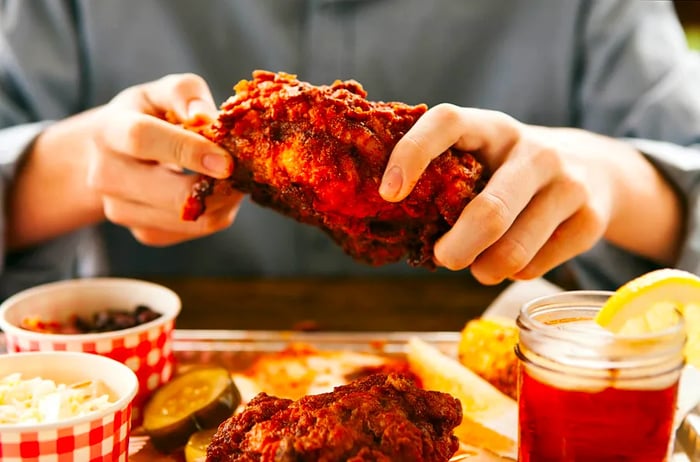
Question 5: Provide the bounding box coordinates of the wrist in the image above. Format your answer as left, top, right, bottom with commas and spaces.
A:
7, 110, 106, 250
603, 140, 683, 265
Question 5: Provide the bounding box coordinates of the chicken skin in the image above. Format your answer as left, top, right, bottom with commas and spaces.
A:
182, 71, 486, 268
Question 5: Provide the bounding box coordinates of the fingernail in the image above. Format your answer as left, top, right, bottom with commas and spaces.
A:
188, 99, 216, 119
202, 153, 231, 177
379, 165, 403, 200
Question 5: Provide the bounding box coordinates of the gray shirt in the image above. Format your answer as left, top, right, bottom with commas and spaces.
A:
1, 0, 700, 297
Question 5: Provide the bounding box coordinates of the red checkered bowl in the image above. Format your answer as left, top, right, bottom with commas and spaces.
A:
0, 351, 138, 461
0, 278, 181, 424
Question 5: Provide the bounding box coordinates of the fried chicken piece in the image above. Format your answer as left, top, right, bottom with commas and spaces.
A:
206, 373, 462, 462
182, 71, 486, 268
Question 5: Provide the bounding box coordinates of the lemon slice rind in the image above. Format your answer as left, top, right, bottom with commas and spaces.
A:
595, 269, 700, 333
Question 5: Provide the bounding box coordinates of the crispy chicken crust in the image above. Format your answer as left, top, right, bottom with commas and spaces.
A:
206, 373, 462, 462
182, 71, 486, 268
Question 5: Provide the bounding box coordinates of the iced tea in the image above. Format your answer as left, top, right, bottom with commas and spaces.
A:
518, 365, 678, 461
516, 291, 685, 462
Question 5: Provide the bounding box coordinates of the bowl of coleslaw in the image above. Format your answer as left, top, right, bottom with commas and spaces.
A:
0, 277, 181, 424
0, 350, 138, 461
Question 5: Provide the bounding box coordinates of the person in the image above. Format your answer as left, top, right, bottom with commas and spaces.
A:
0, 0, 698, 299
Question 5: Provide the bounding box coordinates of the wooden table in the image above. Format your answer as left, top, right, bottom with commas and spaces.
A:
145, 274, 510, 332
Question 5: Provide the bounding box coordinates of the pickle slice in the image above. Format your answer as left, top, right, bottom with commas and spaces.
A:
185, 428, 218, 462
143, 366, 240, 452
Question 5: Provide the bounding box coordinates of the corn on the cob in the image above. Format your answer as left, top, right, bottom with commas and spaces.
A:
457, 317, 518, 399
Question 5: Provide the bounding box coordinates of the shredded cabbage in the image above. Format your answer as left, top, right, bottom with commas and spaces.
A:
0, 373, 113, 424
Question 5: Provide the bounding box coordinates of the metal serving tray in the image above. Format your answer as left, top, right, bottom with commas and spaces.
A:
170, 330, 699, 462
1, 330, 698, 461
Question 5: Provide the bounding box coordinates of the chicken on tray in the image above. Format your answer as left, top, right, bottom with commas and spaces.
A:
181, 71, 486, 268
206, 373, 462, 462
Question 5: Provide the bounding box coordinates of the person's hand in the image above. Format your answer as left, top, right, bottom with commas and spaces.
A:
86, 73, 242, 246
8, 73, 242, 251
379, 104, 683, 285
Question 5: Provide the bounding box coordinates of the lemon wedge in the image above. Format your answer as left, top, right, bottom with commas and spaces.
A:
683, 303, 700, 368
594, 268, 700, 367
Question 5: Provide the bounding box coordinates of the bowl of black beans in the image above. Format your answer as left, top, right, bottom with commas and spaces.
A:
0, 278, 181, 423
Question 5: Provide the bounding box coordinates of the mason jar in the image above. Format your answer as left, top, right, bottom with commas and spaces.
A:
515, 291, 685, 462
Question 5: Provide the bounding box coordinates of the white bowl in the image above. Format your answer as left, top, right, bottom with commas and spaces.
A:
0, 351, 138, 461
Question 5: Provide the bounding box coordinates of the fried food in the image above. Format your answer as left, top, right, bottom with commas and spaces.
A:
206, 373, 462, 462
457, 318, 518, 399
182, 70, 486, 268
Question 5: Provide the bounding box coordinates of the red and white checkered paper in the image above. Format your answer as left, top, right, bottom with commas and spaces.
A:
0, 405, 131, 462
5, 319, 175, 424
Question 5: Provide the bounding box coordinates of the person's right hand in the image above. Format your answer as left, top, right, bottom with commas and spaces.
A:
8, 73, 243, 250
86, 73, 242, 246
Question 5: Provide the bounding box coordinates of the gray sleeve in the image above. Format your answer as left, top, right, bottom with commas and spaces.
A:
0, 0, 95, 298
562, 0, 700, 290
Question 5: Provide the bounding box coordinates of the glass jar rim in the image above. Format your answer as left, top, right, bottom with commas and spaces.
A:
517, 290, 685, 353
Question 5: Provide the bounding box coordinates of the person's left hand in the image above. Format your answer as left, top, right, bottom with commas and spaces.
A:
379, 104, 683, 285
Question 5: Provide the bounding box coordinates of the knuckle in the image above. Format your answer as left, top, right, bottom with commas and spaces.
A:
122, 115, 152, 154
169, 135, 193, 168
491, 237, 530, 274
109, 86, 140, 106
498, 112, 523, 140
533, 144, 562, 171
164, 72, 207, 96
475, 191, 511, 237
577, 206, 606, 241
559, 175, 588, 204
431, 103, 462, 126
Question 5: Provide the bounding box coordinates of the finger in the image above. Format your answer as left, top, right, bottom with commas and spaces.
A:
513, 206, 606, 280
102, 195, 240, 236
468, 179, 586, 285
87, 151, 239, 213
128, 222, 238, 247
96, 111, 232, 178
433, 144, 562, 270
129, 227, 200, 247
141, 73, 219, 122
380, 104, 521, 201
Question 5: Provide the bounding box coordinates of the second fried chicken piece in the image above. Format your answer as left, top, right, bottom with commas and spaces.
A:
182, 71, 486, 268
206, 373, 462, 462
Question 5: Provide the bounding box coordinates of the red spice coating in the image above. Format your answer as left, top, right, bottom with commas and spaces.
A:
206, 373, 462, 462
183, 71, 485, 268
